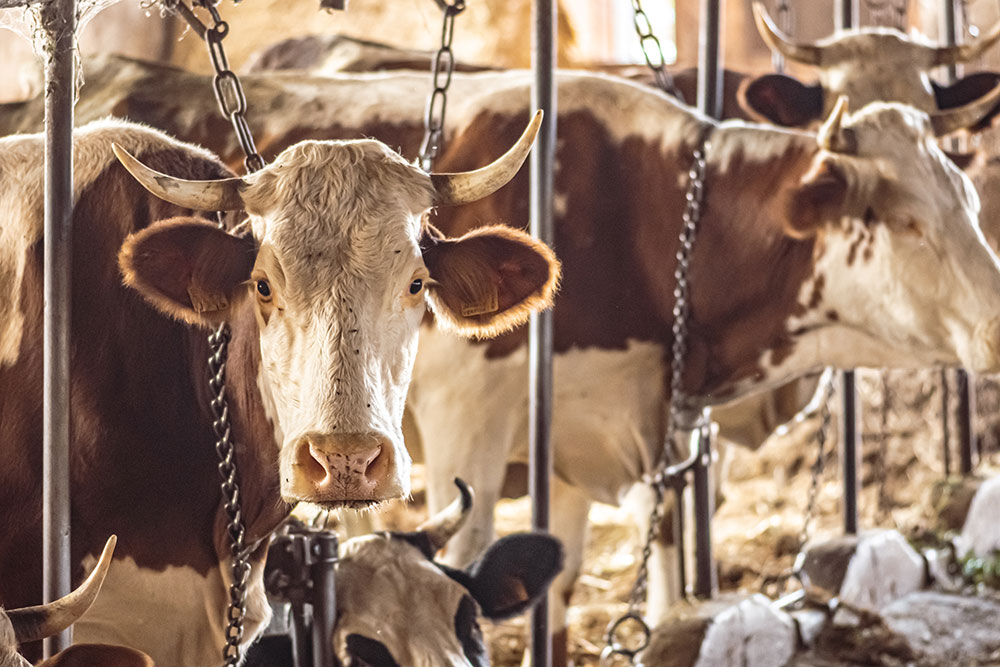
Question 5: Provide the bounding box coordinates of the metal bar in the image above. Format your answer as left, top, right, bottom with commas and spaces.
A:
670, 481, 687, 595
40, 0, 77, 657
941, 369, 951, 476
529, 0, 556, 662
310, 533, 337, 667
835, 0, 857, 30
957, 370, 976, 474
692, 0, 721, 600
841, 371, 859, 535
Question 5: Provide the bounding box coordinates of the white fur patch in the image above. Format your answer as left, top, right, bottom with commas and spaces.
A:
72, 556, 269, 667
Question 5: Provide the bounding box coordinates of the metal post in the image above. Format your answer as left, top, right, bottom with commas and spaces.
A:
310, 533, 337, 667
691, 0, 722, 599
841, 371, 859, 535
529, 0, 556, 663
957, 370, 976, 473
834, 0, 859, 538
941, 369, 951, 476
40, 0, 76, 657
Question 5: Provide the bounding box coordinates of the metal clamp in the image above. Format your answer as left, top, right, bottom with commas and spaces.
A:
601, 613, 651, 665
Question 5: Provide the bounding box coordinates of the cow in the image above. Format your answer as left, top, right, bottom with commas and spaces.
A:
5, 58, 1000, 664
247, 480, 564, 667
0, 110, 557, 667
2, 537, 153, 667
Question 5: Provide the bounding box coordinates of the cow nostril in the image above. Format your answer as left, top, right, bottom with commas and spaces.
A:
303, 443, 330, 483
364, 446, 387, 483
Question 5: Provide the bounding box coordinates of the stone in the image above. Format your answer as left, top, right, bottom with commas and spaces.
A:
957, 475, 1000, 558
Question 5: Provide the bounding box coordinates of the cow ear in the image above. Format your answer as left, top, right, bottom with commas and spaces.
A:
421, 225, 560, 338
119, 216, 256, 327
783, 158, 849, 238
463, 534, 563, 620
933, 72, 1000, 133
739, 74, 824, 127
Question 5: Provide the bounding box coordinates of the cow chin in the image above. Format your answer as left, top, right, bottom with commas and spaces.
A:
963, 317, 1000, 374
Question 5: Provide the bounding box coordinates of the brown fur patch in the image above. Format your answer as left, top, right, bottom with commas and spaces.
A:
784, 159, 848, 239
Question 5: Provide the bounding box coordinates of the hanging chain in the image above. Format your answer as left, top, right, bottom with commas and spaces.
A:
772, 0, 793, 73
602, 130, 712, 667
157, 2, 265, 664
797, 373, 835, 554
628, 0, 684, 103
418, 0, 466, 172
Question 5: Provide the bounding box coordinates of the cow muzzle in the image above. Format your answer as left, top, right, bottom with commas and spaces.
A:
283, 431, 402, 507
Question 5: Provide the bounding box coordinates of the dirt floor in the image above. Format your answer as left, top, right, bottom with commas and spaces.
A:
331, 368, 1000, 666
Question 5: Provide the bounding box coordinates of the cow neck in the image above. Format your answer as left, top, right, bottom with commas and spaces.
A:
679, 124, 820, 401
195, 301, 292, 559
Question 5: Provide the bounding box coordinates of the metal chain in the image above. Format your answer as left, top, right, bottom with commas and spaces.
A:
157, 2, 265, 664
797, 373, 835, 554
418, 0, 466, 172
628, 0, 684, 103
602, 131, 711, 666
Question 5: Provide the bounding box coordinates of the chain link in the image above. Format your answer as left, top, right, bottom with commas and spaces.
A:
797, 372, 835, 554
602, 131, 711, 666
158, 2, 266, 664
418, 0, 466, 172
628, 0, 683, 102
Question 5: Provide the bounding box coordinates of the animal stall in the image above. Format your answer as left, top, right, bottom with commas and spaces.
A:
4, 0, 1000, 666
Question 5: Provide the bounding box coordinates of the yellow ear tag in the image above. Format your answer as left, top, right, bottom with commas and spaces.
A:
461, 287, 499, 317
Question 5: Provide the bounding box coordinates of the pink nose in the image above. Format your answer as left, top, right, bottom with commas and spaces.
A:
293, 432, 393, 503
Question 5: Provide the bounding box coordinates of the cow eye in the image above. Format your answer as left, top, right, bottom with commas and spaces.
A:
345, 634, 400, 667
256, 280, 272, 299
409, 279, 423, 295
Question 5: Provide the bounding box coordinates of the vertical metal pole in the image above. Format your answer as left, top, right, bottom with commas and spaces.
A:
41, 0, 76, 657
692, 0, 721, 599
834, 0, 860, 538
310, 533, 337, 667
940, 0, 976, 476
529, 0, 556, 663
841, 371, 859, 535
941, 370, 952, 476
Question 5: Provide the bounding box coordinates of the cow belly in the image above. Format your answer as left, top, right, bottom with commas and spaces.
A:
411, 328, 666, 507
72, 556, 270, 667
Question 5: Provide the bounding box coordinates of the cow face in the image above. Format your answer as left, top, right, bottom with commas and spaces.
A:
780, 99, 1000, 373
332, 482, 563, 666
742, 2, 1000, 129
113, 113, 560, 508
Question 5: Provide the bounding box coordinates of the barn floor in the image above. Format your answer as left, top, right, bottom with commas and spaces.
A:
347, 368, 1000, 666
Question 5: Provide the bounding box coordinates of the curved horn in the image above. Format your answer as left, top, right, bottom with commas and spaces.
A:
112, 144, 245, 211
752, 2, 824, 67
8, 536, 117, 644
431, 110, 543, 205
818, 96, 857, 154
929, 82, 1000, 137
416, 478, 474, 553
933, 20, 1000, 65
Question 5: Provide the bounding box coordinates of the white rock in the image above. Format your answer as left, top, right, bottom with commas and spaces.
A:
957, 475, 1000, 557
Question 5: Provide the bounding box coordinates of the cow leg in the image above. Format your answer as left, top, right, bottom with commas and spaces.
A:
622, 482, 683, 624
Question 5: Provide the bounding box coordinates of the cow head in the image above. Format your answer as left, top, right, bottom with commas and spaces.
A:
779, 97, 1000, 373
332, 480, 563, 666
112, 112, 560, 508
741, 1, 1000, 130
0, 537, 149, 667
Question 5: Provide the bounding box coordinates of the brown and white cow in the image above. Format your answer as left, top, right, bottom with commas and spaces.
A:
247, 480, 563, 667
5, 58, 1000, 663
1, 537, 153, 667
0, 113, 556, 667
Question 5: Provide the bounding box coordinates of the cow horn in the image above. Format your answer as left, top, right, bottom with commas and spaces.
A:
929, 82, 1000, 137
752, 2, 824, 66
112, 144, 246, 211
8, 536, 117, 644
416, 478, 474, 553
933, 20, 1000, 65
430, 110, 543, 205
818, 96, 857, 154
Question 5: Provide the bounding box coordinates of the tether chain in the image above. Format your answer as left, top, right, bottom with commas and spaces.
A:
629, 0, 684, 102
601, 131, 711, 667
418, 0, 466, 172
158, 2, 265, 664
